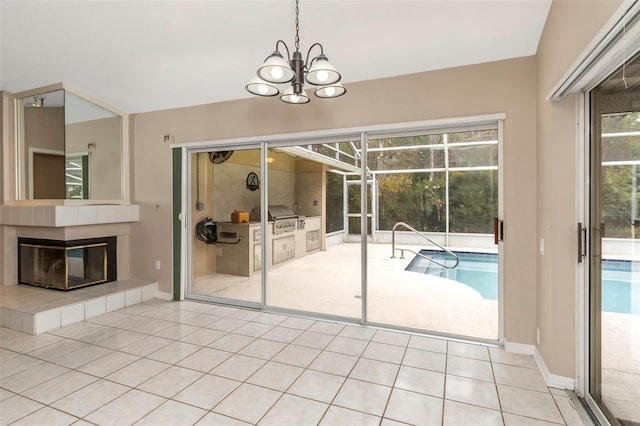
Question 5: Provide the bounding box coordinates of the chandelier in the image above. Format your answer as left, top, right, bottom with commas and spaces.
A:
31, 93, 44, 108
245, 0, 346, 104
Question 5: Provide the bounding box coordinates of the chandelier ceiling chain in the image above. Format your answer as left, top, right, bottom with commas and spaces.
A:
294, 0, 300, 52
245, 0, 346, 104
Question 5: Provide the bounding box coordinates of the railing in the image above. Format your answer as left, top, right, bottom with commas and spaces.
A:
391, 221, 459, 269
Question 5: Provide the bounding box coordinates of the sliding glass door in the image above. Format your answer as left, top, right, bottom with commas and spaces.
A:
264, 140, 362, 319
187, 147, 263, 307
588, 55, 640, 425
183, 121, 503, 342
365, 129, 501, 340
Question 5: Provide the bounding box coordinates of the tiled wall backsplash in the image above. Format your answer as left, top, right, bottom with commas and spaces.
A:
213, 163, 321, 221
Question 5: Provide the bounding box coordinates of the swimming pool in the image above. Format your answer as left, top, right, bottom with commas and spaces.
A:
406, 250, 639, 314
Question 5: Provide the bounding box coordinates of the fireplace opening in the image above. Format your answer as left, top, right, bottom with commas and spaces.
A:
18, 236, 117, 291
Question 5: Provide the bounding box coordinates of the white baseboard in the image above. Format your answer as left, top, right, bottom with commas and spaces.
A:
533, 347, 576, 390
504, 341, 535, 355
504, 341, 575, 390
156, 291, 173, 300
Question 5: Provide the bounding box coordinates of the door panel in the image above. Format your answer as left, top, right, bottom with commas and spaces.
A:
589, 59, 640, 425
264, 142, 361, 319
365, 130, 500, 340
188, 148, 263, 307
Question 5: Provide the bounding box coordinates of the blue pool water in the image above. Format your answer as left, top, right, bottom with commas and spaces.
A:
406, 250, 639, 314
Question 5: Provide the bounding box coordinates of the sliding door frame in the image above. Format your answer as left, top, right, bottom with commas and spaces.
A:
183, 142, 264, 310
577, 89, 614, 425
177, 114, 506, 341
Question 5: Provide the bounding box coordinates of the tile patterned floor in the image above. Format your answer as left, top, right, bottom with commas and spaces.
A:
0, 299, 585, 425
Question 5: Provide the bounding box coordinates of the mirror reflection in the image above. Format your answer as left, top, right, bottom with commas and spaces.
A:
17, 88, 123, 200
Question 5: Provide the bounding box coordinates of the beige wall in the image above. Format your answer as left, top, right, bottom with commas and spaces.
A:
535, 0, 623, 377
0, 92, 4, 283
66, 116, 123, 200
295, 170, 323, 218
131, 56, 538, 345
23, 107, 65, 197
192, 153, 216, 279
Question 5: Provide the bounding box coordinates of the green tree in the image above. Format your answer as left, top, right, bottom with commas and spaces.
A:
600, 113, 640, 238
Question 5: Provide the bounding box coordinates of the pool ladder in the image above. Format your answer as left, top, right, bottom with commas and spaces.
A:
391, 221, 459, 269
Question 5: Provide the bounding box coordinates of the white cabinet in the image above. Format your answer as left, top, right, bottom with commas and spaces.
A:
216, 222, 259, 277
253, 244, 261, 272
306, 230, 320, 252
216, 216, 322, 276
272, 236, 295, 265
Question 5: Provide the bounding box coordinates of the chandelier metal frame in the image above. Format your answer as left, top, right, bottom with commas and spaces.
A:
245, 0, 346, 104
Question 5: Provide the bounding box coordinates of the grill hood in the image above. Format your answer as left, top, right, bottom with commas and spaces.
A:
250, 205, 298, 221
267, 205, 296, 220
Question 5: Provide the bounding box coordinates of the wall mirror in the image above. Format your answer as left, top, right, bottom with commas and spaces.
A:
15, 85, 125, 201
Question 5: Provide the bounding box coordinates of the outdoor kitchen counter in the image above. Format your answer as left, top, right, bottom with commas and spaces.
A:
216, 217, 321, 277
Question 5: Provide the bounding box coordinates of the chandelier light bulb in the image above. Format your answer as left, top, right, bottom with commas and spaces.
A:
246, 76, 279, 97
271, 66, 284, 80
258, 52, 294, 83
316, 70, 329, 83
281, 85, 310, 104
314, 82, 346, 99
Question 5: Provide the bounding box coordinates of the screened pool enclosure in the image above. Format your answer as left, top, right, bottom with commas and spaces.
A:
185, 120, 503, 341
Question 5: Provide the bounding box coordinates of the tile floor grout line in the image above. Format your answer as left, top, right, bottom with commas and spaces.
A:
441, 340, 449, 426
203, 321, 292, 424
488, 347, 507, 426
1, 299, 579, 426
379, 334, 411, 425
181, 311, 330, 425
302, 326, 360, 426
549, 388, 571, 426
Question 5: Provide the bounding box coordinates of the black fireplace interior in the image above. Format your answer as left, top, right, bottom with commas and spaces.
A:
18, 236, 117, 291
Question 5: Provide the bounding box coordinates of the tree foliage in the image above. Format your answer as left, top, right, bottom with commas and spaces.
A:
601, 113, 640, 238
325, 130, 501, 235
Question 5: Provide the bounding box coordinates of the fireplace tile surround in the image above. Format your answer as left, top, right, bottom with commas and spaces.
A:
1, 204, 139, 284
0, 279, 158, 334
0, 205, 139, 227
1, 204, 152, 334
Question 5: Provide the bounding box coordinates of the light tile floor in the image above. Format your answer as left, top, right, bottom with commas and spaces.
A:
0, 298, 585, 426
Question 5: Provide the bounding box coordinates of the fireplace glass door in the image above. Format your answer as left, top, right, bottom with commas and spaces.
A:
18, 237, 115, 291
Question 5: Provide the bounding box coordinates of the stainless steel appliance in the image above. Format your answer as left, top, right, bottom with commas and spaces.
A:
267, 205, 298, 234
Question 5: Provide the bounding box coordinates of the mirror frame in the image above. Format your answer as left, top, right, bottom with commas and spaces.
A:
11, 82, 130, 204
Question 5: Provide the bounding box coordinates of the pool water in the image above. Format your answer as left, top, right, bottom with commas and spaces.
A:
406, 250, 639, 314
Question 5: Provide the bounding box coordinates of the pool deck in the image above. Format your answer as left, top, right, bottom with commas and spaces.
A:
194, 242, 499, 340
601, 311, 640, 424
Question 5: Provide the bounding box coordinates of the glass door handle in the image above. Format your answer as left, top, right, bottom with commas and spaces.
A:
494, 218, 504, 244
577, 222, 587, 263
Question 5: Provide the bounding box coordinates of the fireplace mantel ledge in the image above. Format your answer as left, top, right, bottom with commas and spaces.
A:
0, 205, 139, 227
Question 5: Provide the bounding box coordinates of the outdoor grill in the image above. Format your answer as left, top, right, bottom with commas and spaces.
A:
267, 205, 298, 234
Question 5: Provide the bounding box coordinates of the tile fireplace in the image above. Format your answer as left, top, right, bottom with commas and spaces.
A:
18, 236, 117, 291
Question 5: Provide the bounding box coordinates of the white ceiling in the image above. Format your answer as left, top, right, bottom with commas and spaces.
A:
0, 0, 552, 114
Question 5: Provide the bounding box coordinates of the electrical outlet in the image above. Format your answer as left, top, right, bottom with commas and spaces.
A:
536, 328, 541, 345
196, 201, 204, 210
155, 260, 161, 271
539, 238, 544, 255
